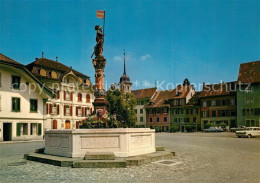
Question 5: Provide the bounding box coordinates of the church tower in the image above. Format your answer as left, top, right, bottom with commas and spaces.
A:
119, 49, 132, 93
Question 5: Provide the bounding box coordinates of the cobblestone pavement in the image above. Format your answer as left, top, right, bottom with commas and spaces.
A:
0, 132, 259, 183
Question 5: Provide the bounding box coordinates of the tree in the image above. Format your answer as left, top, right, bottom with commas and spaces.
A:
106, 89, 136, 128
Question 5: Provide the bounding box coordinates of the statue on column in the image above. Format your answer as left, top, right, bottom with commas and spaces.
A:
92, 25, 104, 58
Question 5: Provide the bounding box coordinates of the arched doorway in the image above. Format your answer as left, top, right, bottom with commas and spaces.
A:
65, 120, 70, 129
52, 120, 57, 129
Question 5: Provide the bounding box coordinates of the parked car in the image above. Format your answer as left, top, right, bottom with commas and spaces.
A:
204, 127, 223, 132
230, 126, 246, 132
236, 127, 260, 138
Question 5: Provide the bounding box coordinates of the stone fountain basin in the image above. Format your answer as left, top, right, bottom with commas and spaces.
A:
44, 128, 156, 158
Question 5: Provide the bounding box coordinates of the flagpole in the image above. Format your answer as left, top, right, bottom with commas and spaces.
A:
103, 10, 105, 43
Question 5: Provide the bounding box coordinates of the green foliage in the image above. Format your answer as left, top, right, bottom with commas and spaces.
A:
204, 122, 216, 129
106, 89, 137, 128
170, 125, 179, 133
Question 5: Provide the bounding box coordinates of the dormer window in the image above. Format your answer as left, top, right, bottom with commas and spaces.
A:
65, 78, 70, 84
176, 92, 181, 96
164, 100, 169, 104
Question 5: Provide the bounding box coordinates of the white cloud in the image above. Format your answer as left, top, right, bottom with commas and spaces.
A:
113, 56, 122, 61
140, 54, 151, 61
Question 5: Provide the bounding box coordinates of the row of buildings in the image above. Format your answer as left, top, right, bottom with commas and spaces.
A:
0, 51, 259, 141
130, 61, 260, 132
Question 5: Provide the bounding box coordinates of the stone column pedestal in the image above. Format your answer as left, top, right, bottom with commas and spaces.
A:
92, 56, 107, 115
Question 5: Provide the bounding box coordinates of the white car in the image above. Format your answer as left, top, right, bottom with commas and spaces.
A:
236, 127, 260, 138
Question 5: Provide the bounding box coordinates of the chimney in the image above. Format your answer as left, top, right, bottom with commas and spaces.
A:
56, 56, 58, 62
42, 52, 44, 58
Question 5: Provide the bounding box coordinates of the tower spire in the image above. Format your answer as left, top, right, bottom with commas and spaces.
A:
123, 49, 126, 75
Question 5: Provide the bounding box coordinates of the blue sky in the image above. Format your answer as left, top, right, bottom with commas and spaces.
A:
1, 0, 259, 91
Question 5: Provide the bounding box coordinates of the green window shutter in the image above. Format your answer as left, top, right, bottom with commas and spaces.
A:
12, 98, 15, 111
38, 123, 42, 136
17, 98, 20, 111
16, 123, 21, 136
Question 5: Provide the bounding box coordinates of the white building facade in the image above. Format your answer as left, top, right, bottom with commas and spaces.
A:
0, 53, 53, 141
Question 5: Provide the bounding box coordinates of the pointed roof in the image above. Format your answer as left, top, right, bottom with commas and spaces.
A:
237, 61, 260, 84
119, 49, 131, 84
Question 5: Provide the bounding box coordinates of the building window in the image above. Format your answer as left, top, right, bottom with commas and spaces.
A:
66, 105, 70, 116
140, 117, 143, 122
193, 117, 197, 122
246, 109, 250, 116
202, 111, 208, 117
216, 100, 221, 106
250, 97, 254, 104
156, 109, 161, 114
230, 99, 235, 105
164, 117, 167, 122
212, 110, 216, 117
211, 100, 216, 106
12, 76, 21, 89
12, 97, 20, 112
245, 86, 252, 93
78, 93, 82, 102
30, 99, 38, 112
30, 123, 37, 135
150, 118, 153, 122
16, 123, 28, 136
207, 101, 211, 107
77, 106, 82, 116
140, 109, 143, 114
186, 109, 189, 114
163, 108, 168, 113
156, 117, 160, 122
65, 91, 70, 101
231, 110, 236, 116
184, 118, 189, 122
250, 108, 254, 115
219, 110, 227, 117
202, 101, 207, 107
135, 109, 137, 114
52, 104, 57, 115
242, 109, 246, 116
86, 94, 90, 103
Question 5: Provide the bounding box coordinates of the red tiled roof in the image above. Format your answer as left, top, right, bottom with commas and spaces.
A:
26, 57, 89, 78
145, 84, 194, 108
145, 90, 176, 108
199, 82, 236, 98
0, 53, 23, 65
132, 87, 157, 99
237, 61, 260, 84
174, 85, 193, 99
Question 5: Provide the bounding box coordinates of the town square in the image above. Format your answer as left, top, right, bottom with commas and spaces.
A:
0, 0, 260, 183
